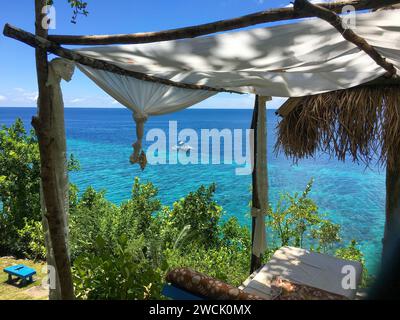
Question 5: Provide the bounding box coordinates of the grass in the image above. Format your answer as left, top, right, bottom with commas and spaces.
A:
0, 257, 48, 300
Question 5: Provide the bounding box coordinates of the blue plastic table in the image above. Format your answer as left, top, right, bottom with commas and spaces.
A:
3, 264, 36, 286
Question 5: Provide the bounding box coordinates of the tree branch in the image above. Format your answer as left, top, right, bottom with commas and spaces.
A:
46, 0, 400, 45
294, 0, 397, 77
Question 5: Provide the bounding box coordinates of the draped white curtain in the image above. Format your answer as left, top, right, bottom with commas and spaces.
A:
77, 64, 215, 167
77, 65, 216, 118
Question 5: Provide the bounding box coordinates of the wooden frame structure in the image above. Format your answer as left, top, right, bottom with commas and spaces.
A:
3, 0, 399, 299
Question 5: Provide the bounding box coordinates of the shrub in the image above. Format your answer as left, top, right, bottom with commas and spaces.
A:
0, 119, 41, 256
0, 119, 80, 258
17, 218, 46, 261
157, 184, 223, 249
73, 235, 164, 300
71, 180, 253, 297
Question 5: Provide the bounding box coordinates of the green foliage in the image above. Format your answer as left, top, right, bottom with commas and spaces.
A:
71, 180, 251, 299
0, 119, 41, 256
268, 178, 340, 251
73, 235, 163, 300
70, 178, 161, 260
17, 218, 46, 261
46, 0, 89, 24
69, 187, 119, 260
67, 0, 89, 24
0, 119, 79, 258
311, 220, 341, 253
267, 178, 319, 248
157, 184, 222, 249
164, 243, 250, 287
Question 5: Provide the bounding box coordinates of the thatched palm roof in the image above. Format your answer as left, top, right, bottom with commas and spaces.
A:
275, 82, 400, 169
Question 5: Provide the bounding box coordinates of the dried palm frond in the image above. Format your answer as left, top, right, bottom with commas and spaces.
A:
275, 86, 400, 169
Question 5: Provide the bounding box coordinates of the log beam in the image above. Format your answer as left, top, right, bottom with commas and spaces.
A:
47, 0, 400, 45
294, 0, 397, 77
3, 24, 239, 94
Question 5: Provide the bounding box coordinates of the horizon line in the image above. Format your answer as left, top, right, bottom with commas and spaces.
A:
0, 106, 279, 110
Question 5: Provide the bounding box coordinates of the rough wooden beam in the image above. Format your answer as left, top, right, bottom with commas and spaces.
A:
47, 0, 400, 45
33, 0, 74, 300
294, 0, 397, 77
3, 24, 240, 94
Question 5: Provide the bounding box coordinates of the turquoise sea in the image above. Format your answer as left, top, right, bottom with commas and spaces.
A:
0, 107, 385, 273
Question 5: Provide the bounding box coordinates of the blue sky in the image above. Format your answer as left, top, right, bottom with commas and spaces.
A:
0, 0, 299, 109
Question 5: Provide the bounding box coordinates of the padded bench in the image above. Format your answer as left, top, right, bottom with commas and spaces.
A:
240, 246, 363, 299
3, 264, 36, 286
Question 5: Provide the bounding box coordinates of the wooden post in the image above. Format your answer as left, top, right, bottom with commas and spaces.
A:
383, 153, 400, 262
251, 96, 261, 273
250, 95, 269, 273
34, 0, 74, 300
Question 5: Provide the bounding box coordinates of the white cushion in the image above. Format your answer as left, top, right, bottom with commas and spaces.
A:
243, 246, 363, 299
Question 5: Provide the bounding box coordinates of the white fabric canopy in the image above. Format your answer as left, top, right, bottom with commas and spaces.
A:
76, 10, 400, 97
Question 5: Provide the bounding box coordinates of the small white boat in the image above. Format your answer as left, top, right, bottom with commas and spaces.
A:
172, 140, 193, 152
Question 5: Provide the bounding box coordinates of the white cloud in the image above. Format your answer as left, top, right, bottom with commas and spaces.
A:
0, 95, 6, 102
69, 98, 86, 104
12, 88, 38, 104
63, 94, 123, 108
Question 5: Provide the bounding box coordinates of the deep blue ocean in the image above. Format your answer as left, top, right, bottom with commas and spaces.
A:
0, 107, 385, 273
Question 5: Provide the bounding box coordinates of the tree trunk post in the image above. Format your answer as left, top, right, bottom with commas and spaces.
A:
34, 0, 74, 300
383, 153, 400, 262
250, 95, 269, 274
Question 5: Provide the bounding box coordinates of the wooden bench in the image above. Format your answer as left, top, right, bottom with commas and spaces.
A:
3, 264, 36, 286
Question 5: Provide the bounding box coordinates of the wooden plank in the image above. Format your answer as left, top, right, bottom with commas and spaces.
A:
46, 0, 400, 45
3, 24, 240, 94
